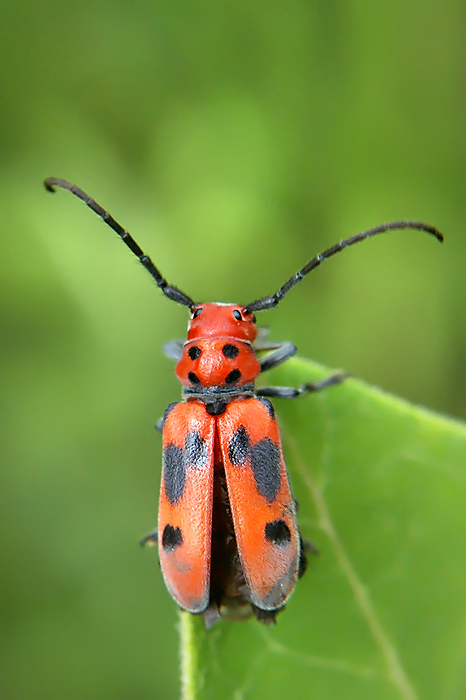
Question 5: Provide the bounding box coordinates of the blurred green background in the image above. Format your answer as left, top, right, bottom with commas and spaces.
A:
0, 1, 464, 699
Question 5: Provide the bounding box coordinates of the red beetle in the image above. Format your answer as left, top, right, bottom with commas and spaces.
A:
45, 178, 442, 626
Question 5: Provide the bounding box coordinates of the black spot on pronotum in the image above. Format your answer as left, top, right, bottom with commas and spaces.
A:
258, 396, 275, 419
222, 343, 239, 359
225, 368, 241, 384
232, 310, 242, 321
228, 426, 250, 465
184, 431, 208, 469
162, 524, 183, 551
265, 519, 291, 546
251, 438, 281, 502
188, 346, 201, 360
192, 307, 202, 319
188, 371, 201, 385
163, 444, 185, 504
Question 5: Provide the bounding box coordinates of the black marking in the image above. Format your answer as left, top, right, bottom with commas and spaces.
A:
162, 524, 183, 551
222, 344, 239, 359
251, 438, 281, 502
189, 346, 202, 360
228, 426, 250, 465
205, 401, 227, 416
192, 307, 203, 319
225, 368, 241, 385
163, 444, 185, 504
258, 396, 275, 419
184, 431, 208, 469
232, 310, 242, 321
162, 401, 179, 425
188, 371, 201, 385
265, 519, 291, 546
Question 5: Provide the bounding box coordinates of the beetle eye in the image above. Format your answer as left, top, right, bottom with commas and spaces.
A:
232, 310, 242, 321
192, 307, 203, 319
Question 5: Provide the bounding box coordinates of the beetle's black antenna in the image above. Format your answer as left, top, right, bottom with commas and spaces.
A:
244, 221, 444, 313
44, 178, 196, 309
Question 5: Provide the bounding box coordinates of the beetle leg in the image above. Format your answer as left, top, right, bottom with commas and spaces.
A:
139, 529, 158, 547
256, 371, 348, 398
258, 341, 297, 373
163, 340, 184, 362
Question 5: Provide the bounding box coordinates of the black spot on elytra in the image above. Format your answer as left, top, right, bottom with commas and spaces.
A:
162, 524, 183, 551
222, 343, 239, 359
265, 519, 291, 546
225, 368, 241, 384
188, 346, 201, 360
232, 310, 242, 321
251, 438, 281, 502
228, 426, 250, 465
163, 431, 209, 504
162, 401, 179, 425
258, 396, 275, 419
184, 431, 208, 469
188, 371, 201, 385
163, 444, 185, 504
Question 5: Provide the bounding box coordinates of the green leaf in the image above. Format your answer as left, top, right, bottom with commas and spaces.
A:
179, 357, 466, 700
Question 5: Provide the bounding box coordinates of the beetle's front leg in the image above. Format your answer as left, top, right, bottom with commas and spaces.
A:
257, 341, 297, 373
139, 529, 158, 547
163, 340, 184, 362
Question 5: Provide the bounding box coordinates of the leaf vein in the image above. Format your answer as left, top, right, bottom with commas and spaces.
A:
285, 422, 420, 700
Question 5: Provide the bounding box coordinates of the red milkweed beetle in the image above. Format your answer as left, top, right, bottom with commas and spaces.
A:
45, 177, 443, 627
